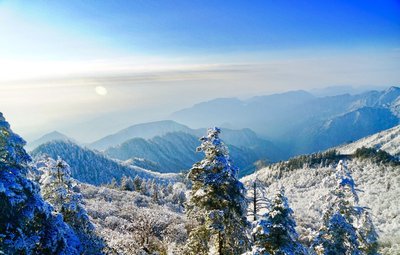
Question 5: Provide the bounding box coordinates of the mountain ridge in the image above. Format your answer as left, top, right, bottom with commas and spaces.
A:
32, 140, 176, 186
172, 86, 400, 156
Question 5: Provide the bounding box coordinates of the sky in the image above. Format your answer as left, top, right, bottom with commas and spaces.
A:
0, 0, 399, 142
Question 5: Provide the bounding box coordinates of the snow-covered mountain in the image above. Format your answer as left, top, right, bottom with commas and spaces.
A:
26, 131, 73, 151
32, 140, 176, 186
87, 121, 283, 175
171, 87, 400, 156
337, 124, 400, 156
241, 127, 400, 254
104, 131, 276, 176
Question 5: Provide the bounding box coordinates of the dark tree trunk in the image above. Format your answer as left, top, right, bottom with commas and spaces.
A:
253, 182, 257, 221
218, 232, 223, 255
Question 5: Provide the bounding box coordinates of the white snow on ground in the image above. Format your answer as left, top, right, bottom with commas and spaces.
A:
337, 125, 400, 156
242, 159, 400, 254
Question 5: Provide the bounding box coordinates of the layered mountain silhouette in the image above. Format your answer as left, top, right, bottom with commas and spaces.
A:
171, 86, 400, 156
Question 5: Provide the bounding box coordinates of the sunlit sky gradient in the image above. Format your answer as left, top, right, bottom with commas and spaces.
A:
0, 0, 399, 142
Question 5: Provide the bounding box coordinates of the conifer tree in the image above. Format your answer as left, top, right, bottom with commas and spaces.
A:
120, 175, 134, 191
185, 127, 249, 255
0, 113, 80, 254
247, 188, 307, 255
108, 177, 118, 189
357, 211, 379, 254
151, 180, 160, 203
38, 156, 104, 254
133, 175, 143, 192
312, 160, 376, 255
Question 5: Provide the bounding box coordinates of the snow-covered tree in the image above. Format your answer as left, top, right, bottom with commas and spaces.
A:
246, 178, 269, 222
247, 187, 307, 255
185, 127, 249, 255
150, 180, 160, 203
108, 177, 118, 189
312, 160, 372, 255
120, 175, 134, 191
133, 175, 143, 192
0, 113, 80, 254
38, 156, 104, 254
357, 211, 379, 255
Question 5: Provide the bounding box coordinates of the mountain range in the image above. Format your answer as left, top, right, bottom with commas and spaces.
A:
28, 86, 400, 176
32, 124, 283, 177
171, 86, 400, 156
104, 131, 279, 176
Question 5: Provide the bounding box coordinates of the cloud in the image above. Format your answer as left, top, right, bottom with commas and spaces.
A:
1, 48, 399, 141
0, 62, 254, 90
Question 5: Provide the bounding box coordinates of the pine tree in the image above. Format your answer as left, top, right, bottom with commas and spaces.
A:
357, 211, 379, 255
133, 175, 143, 192
185, 127, 249, 255
0, 113, 80, 254
151, 180, 160, 203
108, 177, 118, 189
38, 156, 104, 254
312, 160, 367, 255
247, 187, 307, 255
120, 175, 134, 191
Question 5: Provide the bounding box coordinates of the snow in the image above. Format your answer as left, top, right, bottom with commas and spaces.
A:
337, 124, 400, 156
79, 183, 187, 254
242, 159, 400, 254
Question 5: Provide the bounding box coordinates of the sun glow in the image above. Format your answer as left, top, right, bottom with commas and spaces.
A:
95, 86, 108, 96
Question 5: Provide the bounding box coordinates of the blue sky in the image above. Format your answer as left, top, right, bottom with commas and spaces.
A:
2, 0, 400, 57
0, 0, 399, 141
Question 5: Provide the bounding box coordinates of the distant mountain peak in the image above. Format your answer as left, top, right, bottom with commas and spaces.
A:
384, 86, 400, 93
89, 120, 194, 151
45, 130, 67, 137
26, 130, 72, 151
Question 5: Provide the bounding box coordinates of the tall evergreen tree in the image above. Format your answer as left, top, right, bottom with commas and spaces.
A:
247, 187, 307, 255
312, 160, 377, 255
38, 156, 105, 254
120, 175, 134, 191
150, 180, 160, 203
357, 210, 379, 254
185, 127, 249, 255
133, 175, 143, 192
0, 113, 80, 254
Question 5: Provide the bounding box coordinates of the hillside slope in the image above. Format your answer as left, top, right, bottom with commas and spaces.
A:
105, 131, 267, 176
243, 159, 399, 254
337, 124, 400, 156
242, 132, 400, 254
32, 141, 176, 186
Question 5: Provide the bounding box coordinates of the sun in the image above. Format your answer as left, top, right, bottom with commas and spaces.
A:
95, 86, 108, 96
